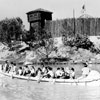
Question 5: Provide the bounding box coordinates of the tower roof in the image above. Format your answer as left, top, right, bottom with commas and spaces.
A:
26, 8, 53, 14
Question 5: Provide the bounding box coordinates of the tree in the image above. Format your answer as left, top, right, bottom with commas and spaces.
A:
36, 38, 55, 58
63, 33, 94, 50
23, 28, 57, 63
0, 17, 24, 47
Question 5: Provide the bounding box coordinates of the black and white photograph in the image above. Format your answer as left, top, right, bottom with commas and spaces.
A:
0, 0, 100, 100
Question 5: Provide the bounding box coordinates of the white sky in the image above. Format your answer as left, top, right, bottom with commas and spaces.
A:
0, 0, 100, 30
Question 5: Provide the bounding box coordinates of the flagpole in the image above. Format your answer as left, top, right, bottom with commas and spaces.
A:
83, 0, 86, 14
81, 3, 86, 35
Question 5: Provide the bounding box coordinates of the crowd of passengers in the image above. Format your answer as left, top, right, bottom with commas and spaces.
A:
1, 60, 76, 79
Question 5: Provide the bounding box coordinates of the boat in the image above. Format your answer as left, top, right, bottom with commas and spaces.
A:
0, 70, 100, 86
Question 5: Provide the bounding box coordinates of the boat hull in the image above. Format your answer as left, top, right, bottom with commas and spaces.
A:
0, 71, 100, 86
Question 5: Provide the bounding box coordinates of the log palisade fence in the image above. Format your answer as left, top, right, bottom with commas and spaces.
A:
45, 18, 100, 37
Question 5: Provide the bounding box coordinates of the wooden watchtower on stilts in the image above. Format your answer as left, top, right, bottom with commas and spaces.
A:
26, 8, 53, 41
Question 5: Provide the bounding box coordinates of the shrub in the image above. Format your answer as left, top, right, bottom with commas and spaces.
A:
63, 34, 94, 50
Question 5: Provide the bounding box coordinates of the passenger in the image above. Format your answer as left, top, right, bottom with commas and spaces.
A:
18, 67, 23, 75
46, 67, 54, 78
30, 66, 35, 77
64, 67, 70, 79
78, 63, 91, 80
23, 65, 31, 76
55, 67, 63, 78
8, 62, 14, 74
60, 67, 65, 79
36, 68, 42, 78
41, 64, 45, 73
70, 67, 75, 79
36, 68, 42, 83
3, 60, 9, 73
65, 67, 70, 74
82, 63, 90, 77
42, 67, 48, 78
12, 63, 17, 75
1, 64, 3, 71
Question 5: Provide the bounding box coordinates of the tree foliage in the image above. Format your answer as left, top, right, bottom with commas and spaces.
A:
63, 34, 94, 50
36, 38, 55, 58
23, 28, 56, 62
0, 17, 24, 46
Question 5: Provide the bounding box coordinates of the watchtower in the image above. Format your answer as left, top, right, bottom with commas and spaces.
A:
26, 8, 53, 41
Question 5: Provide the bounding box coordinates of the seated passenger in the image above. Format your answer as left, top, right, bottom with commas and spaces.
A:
42, 67, 48, 78
65, 67, 70, 74
64, 67, 70, 79
8, 62, 14, 74
70, 67, 75, 79
1, 64, 3, 71
55, 67, 63, 78
41, 64, 45, 73
36, 68, 42, 78
6, 62, 11, 73
30, 66, 35, 77
3, 60, 9, 73
12, 63, 17, 75
23, 65, 31, 76
60, 67, 65, 79
46, 67, 54, 78
18, 67, 23, 75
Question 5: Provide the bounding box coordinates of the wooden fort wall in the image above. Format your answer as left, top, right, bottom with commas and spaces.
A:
45, 18, 100, 37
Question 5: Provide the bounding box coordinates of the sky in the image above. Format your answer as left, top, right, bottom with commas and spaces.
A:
0, 0, 100, 30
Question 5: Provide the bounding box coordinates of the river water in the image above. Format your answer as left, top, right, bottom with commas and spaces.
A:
0, 74, 100, 100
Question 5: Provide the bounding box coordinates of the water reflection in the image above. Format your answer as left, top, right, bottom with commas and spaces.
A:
0, 76, 100, 100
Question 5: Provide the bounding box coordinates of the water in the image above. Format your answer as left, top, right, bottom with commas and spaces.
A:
0, 75, 100, 100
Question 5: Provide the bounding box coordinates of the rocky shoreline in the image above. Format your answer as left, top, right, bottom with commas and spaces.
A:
0, 40, 100, 65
